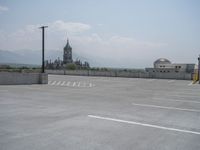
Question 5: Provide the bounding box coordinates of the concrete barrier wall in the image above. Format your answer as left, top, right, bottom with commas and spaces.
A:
0, 72, 48, 85
46, 70, 192, 80
149, 72, 192, 80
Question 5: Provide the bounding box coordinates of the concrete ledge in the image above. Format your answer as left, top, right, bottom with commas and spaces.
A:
0, 72, 48, 85
46, 69, 192, 80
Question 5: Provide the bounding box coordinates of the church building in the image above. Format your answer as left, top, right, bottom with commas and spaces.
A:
45, 38, 90, 69
63, 39, 73, 64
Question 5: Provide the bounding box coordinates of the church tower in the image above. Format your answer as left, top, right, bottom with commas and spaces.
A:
63, 39, 73, 64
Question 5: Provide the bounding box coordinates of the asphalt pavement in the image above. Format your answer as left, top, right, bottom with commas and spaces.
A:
0, 75, 200, 150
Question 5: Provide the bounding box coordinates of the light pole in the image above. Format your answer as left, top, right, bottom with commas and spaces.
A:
39, 26, 48, 73
198, 55, 200, 84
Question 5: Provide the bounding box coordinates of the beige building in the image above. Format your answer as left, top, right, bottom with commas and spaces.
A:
146, 58, 197, 73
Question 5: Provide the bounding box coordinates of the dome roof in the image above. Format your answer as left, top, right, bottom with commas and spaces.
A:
154, 58, 171, 64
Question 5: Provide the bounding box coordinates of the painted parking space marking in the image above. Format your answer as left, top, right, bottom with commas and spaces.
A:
61, 81, 65, 86
72, 82, 76, 87
66, 81, 71, 86
188, 82, 193, 86
48, 81, 52, 84
48, 80, 95, 88
148, 79, 156, 82
153, 97, 200, 104
132, 102, 200, 112
51, 81, 57, 85
83, 82, 86, 87
168, 80, 175, 83
56, 81, 61, 85
89, 83, 93, 87
88, 115, 200, 135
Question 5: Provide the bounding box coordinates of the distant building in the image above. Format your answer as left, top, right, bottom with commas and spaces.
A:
146, 58, 197, 73
63, 39, 73, 64
45, 38, 90, 69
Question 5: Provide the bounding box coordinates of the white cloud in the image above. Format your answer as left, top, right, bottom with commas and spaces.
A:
69, 34, 168, 67
0, 20, 91, 50
49, 20, 91, 33
0, 5, 8, 13
0, 20, 169, 67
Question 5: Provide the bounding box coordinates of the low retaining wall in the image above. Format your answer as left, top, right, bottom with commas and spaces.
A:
46, 69, 192, 80
0, 72, 48, 85
148, 72, 192, 80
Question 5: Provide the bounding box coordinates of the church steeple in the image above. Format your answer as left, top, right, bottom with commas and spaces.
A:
63, 38, 73, 64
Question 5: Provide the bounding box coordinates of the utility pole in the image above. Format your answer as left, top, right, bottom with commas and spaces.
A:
198, 55, 200, 84
39, 26, 48, 73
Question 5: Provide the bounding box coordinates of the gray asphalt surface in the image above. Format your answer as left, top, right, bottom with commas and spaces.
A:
0, 75, 200, 150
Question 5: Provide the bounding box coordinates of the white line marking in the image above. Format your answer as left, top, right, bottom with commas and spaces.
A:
51, 81, 57, 85
72, 82, 76, 87
153, 97, 200, 104
78, 82, 81, 87
132, 102, 200, 112
148, 79, 155, 82
48, 81, 52, 84
168, 80, 175, 83
61, 81, 65, 86
66, 81, 71, 86
83, 82, 86, 87
89, 83, 92, 87
188, 82, 193, 86
88, 115, 200, 135
56, 81, 61, 85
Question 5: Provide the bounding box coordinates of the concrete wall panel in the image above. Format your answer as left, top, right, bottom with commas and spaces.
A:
46, 70, 192, 80
0, 72, 48, 85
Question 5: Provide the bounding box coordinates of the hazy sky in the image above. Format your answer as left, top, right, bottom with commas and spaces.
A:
0, 0, 200, 68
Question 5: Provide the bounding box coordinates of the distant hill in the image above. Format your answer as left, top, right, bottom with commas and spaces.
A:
0, 49, 92, 66
0, 49, 41, 65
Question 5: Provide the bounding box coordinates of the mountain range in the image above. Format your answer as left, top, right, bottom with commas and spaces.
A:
0, 49, 92, 66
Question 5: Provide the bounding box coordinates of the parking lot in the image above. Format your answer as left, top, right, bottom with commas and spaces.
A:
0, 75, 200, 150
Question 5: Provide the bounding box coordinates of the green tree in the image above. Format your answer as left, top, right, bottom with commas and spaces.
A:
66, 63, 77, 70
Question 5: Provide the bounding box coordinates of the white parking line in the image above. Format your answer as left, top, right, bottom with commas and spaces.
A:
56, 81, 61, 85
61, 81, 66, 86
51, 81, 57, 85
83, 82, 86, 87
188, 82, 193, 86
48, 81, 52, 84
148, 79, 155, 82
48, 80, 94, 88
72, 82, 76, 87
153, 97, 200, 104
132, 102, 200, 112
89, 83, 93, 87
88, 115, 200, 135
66, 81, 71, 86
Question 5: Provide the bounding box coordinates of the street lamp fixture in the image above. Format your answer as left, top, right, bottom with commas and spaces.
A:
39, 26, 48, 73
